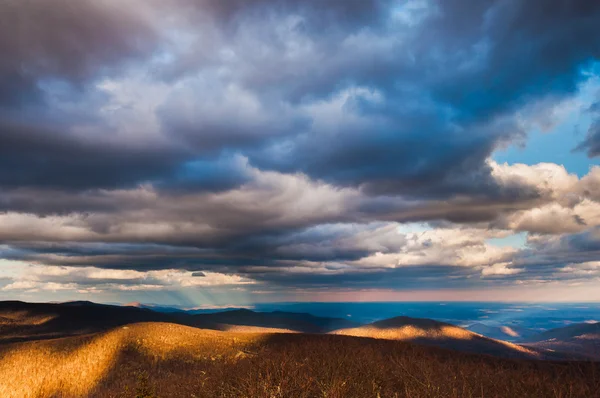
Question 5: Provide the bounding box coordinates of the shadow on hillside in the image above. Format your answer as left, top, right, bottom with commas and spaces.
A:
0, 301, 356, 345
3, 323, 599, 398
91, 331, 600, 398
0, 301, 177, 344
333, 316, 548, 360
0, 322, 263, 397
524, 335, 600, 361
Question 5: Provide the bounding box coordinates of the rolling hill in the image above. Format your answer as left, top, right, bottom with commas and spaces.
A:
1, 301, 599, 397
0, 301, 591, 361
0, 301, 357, 343
0, 300, 176, 343
331, 316, 546, 359
198, 308, 359, 333
0, 321, 598, 398
520, 322, 600, 360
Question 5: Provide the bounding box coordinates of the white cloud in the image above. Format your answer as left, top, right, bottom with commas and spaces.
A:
332, 226, 519, 270
490, 161, 579, 202
481, 262, 523, 277
0, 264, 256, 294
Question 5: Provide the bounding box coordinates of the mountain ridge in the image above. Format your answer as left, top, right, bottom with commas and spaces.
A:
0, 300, 595, 361
520, 321, 600, 360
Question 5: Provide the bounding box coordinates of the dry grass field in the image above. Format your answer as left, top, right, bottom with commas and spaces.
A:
0, 321, 599, 398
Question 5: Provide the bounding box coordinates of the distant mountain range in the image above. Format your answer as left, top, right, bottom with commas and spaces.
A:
520, 321, 600, 360
0, 300, 596, 361
0, 300, 357, 343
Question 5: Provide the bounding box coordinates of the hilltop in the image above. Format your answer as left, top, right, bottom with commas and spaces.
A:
1, 321, 599, 398
0, 301, 356, 343
0, 301, 588, 360
0, 301, 597, 366
330, 316, 548, 359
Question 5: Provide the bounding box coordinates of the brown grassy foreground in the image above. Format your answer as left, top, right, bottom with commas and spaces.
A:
0, 322, 598, 398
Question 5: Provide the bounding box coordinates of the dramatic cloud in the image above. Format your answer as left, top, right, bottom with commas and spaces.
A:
1, 0, 600, 303
1, 265, 255, 292
0, 0, 158, 106
576, 98, 600, 157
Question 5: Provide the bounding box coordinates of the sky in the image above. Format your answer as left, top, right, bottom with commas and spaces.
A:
1, 0, 600, 307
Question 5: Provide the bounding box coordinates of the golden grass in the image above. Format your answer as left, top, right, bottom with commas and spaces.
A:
0, 309, 61, 343
0, 310, 56, 326
221, 325, 298, 334
0, 323, 261, 398
333, 324, 475, 340
0, 322, 598, 398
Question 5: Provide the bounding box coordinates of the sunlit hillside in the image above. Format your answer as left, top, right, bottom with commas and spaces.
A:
0, 301, 350, 344
0, 322, 261, 397
331, 316, 546, 359
0, 321, 599, 398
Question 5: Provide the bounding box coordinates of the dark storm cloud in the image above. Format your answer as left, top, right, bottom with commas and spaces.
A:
201, 0, 387, 29
253, 114, 523, 197
257, 1, 600, 195
0, 120, 186, 190
3, 221, 600, 291
153, 0, 392, 89
0, 223, 378, 270
2, 0, 600, 296
0, 0, 183, 191
2, 0, 598, 195
0, 238, 484, 291
0, 0, 157, 106
575, 99, 600, 157
499, 228, 600, 281
426, 0, 600, 121
564, 227, 600, 252
234, 0, 600, 196
233, 265, 480, 290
